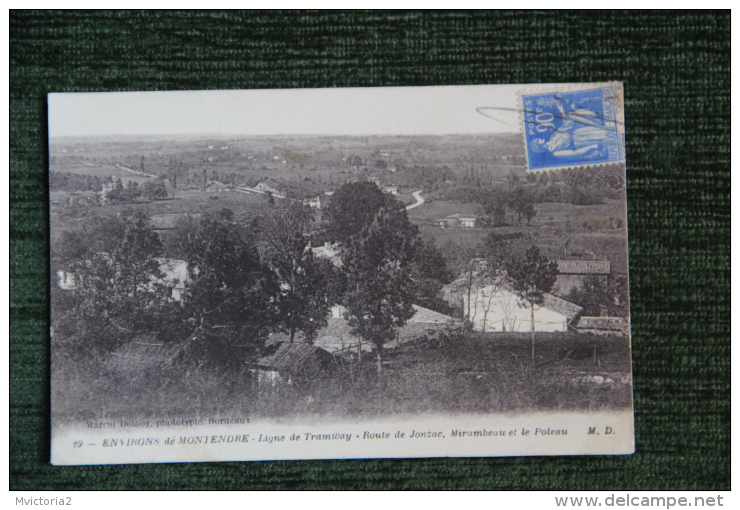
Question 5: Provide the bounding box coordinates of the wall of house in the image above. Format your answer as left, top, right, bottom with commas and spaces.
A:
462, 287, 569, 333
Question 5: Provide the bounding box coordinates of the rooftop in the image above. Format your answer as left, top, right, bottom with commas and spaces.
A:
107, 335, 185, 371
577, 316, 626, 330
542, 293, 584, 320
555, 260, 611, 275
446, 213, 478, 219
254, 342, 334, 371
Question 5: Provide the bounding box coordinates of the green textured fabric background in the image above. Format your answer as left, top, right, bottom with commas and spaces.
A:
10, 10, 730, 490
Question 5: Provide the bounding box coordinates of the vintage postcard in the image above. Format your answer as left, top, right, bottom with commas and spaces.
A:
49, 83, 633, 465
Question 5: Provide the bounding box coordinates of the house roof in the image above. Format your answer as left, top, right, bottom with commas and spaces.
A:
408, 304, 460, 324
576, 316, 626, 331
108, 335, 185, 370
446, 213, 478, 220
254, 342, 334, 371
542, 293, 583, 320
268, 305, 460, 347
555, 260, 611, 275
256, 182, 281, 194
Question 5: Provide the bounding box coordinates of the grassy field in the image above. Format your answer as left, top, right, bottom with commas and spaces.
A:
412, 198, 629, 275
407, 199, 484, 222
52, 332, 632, 425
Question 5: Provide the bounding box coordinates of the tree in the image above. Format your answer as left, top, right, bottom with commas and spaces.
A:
167, 157, 184, 198
507, 187, 537, 225
326, 182, 437, 370
324, 181, 409, 246
166, 212, 279, 347
342, 208, 418, 373
264, 190, 275, 206
409, 239, 454, 315
508, 246, 558, 360
256, 204, 333, 343
480, 191, 508, 227
478, 233, 513, 332
142, 179, 168, 200
566, 274, 629, 318
52, 210, 175, 353
106, 179, 142, 203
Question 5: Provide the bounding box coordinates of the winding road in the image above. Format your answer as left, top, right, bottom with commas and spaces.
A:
405, 190, 425, 210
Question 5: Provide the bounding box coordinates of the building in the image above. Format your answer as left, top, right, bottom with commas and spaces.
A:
554, 260, 611, 295
107, 333, 187, 371
443, 280, 582, 333
251, 342, 337, 386
381, 185, 399, 196
302, 196, 322, 209
154, 258, 190, 301
309, 242, 342, 267
56, 256, 191, 302
435, 213, 479, 229
576, 316, 628, 337
254, 182, 281, 195
98, 180, 117, 205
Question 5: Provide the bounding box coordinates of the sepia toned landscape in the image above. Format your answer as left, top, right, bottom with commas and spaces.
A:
50, 133, 632, 426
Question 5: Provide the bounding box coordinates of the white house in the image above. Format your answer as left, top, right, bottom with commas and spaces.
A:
302, 196, 322, 209
443, 280, 582, 333
154, 258, 190, 301
435, 213, 478, 229
254, 182, 281, 195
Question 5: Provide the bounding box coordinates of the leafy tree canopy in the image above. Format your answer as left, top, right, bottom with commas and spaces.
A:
342, 208, 419, 371
256, 204, 334, 343
324, 181, 411, 246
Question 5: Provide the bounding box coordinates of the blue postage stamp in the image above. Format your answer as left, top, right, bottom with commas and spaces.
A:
520, 84, 625, 172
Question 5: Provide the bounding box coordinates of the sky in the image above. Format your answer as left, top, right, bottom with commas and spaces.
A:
47, 84, 526, 138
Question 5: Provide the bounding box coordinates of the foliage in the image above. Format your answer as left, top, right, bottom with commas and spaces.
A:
256, 204, 334, 343
342, 207, 419, 371
51, 210, 178, 355
166, 211, 279, 344
508, 245, 558, 359
566, 274, 630, 318
49, 171, 104, 192
142, 179, 168, 200
106, 178, 143, 203
324, 181, 410, 245
409, 239, 455, 315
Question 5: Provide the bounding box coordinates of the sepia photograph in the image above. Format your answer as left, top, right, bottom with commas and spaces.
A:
48, 84, 633, 465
